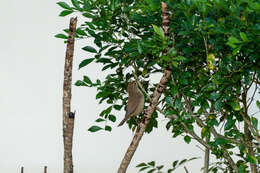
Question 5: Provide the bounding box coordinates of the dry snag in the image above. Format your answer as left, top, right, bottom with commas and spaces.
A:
117, 3, 171, 173
62, 17, 77, 173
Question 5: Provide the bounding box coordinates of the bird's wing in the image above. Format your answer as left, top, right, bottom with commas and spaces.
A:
125, 95, 140, 118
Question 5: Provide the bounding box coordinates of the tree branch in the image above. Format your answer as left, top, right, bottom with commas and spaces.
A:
117, 68, 172, 173
182, 95, 238, 171
117, 3, 172, 172
242, 90, 258, 173
203, 137, 210, 173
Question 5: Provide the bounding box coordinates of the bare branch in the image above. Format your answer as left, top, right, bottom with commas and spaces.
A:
184, 166, 189, 173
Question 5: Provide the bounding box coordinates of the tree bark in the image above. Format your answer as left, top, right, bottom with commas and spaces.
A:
62, 17, 77, 173
117, 3, 171, 173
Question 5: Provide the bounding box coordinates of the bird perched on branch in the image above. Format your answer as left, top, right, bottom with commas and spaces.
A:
118, 80, 144, 127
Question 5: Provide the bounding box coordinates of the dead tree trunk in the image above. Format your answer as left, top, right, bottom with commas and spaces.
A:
62, 17, 77, 173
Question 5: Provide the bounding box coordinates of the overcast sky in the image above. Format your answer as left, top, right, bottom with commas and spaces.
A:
0, 1, 259, 173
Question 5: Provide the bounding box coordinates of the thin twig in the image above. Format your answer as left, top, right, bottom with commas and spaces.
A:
247, 82, 258, 109
184, 166, 189, 173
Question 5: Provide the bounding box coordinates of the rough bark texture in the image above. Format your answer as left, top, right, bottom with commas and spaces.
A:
162, 2, 169, 37
62, 17, 77, 173
117, 3, 171, 173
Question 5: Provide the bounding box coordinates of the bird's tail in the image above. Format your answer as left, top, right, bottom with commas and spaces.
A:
118, 117, 127, 127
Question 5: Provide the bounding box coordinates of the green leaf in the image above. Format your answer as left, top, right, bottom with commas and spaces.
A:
215, 138, 229, 145
228, 36, 241, 44
139, 166, 150, 171
184, 135, 191, 144
172, 61, 178, 67
201, 127, 209, 139
251, 117, 258, 129
59, 10, 73, 16
152, 24, 165, 39
188, 157, 199, 161
95, 118, 105, 122
79, 58, 94, 69
54, 34, 68, 39
57, 2, 72, 10
76, 28, 86, 36
239, 144, 246, 153
174, 56, 186, 61
224, 119, 236, 131
214, 99, 223, 110
240, 32, 248, 42
156, 165, 164, 170
71, 0, 81, 10
238, 163, 246, 173
148, 161, 155, 167
74, 80, 87, 86
169, 47, 177, 56
170, 86, 178, 97
179, 159, 187, 165
136, 163, 147, 167
256, 100, 260, 110
230, 101, 241, 111
83, 0, 91, 10
88, 125, 103, 132
82, 46, 97, 53
172, 160, 178, 168
113, 104, 122, 110
108, 114, 116, 122
105, 125, 112, 132
165, 96, 173, 105
167, 168, 174, 173
247, 154, 257, 164
83, 75, 92, 84
147, 168, 156, 173
209, 92, 220, 100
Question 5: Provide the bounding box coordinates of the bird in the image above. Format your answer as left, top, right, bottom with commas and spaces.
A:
118, 80, 145, 127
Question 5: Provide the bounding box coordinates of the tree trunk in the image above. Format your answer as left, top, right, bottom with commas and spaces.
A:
62, 17, 77, 173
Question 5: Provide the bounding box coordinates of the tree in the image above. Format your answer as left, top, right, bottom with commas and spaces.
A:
57, 0, 260, 172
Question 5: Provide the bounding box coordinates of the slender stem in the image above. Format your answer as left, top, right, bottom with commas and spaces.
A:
203, 137, 210, 173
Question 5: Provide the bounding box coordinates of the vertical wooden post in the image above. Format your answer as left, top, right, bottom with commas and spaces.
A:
62, 17, 77, 173
44, 166, 47, 173
21, 166, 24, 173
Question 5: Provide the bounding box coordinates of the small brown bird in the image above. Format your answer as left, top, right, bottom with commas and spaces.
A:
118, 80, 145, 127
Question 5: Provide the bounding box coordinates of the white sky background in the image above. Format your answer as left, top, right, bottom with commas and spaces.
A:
0, 1, 259, 173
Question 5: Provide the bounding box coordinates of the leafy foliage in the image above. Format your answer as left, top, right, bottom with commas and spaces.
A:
136, 157, 199, 173
57, 0, 260, 171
